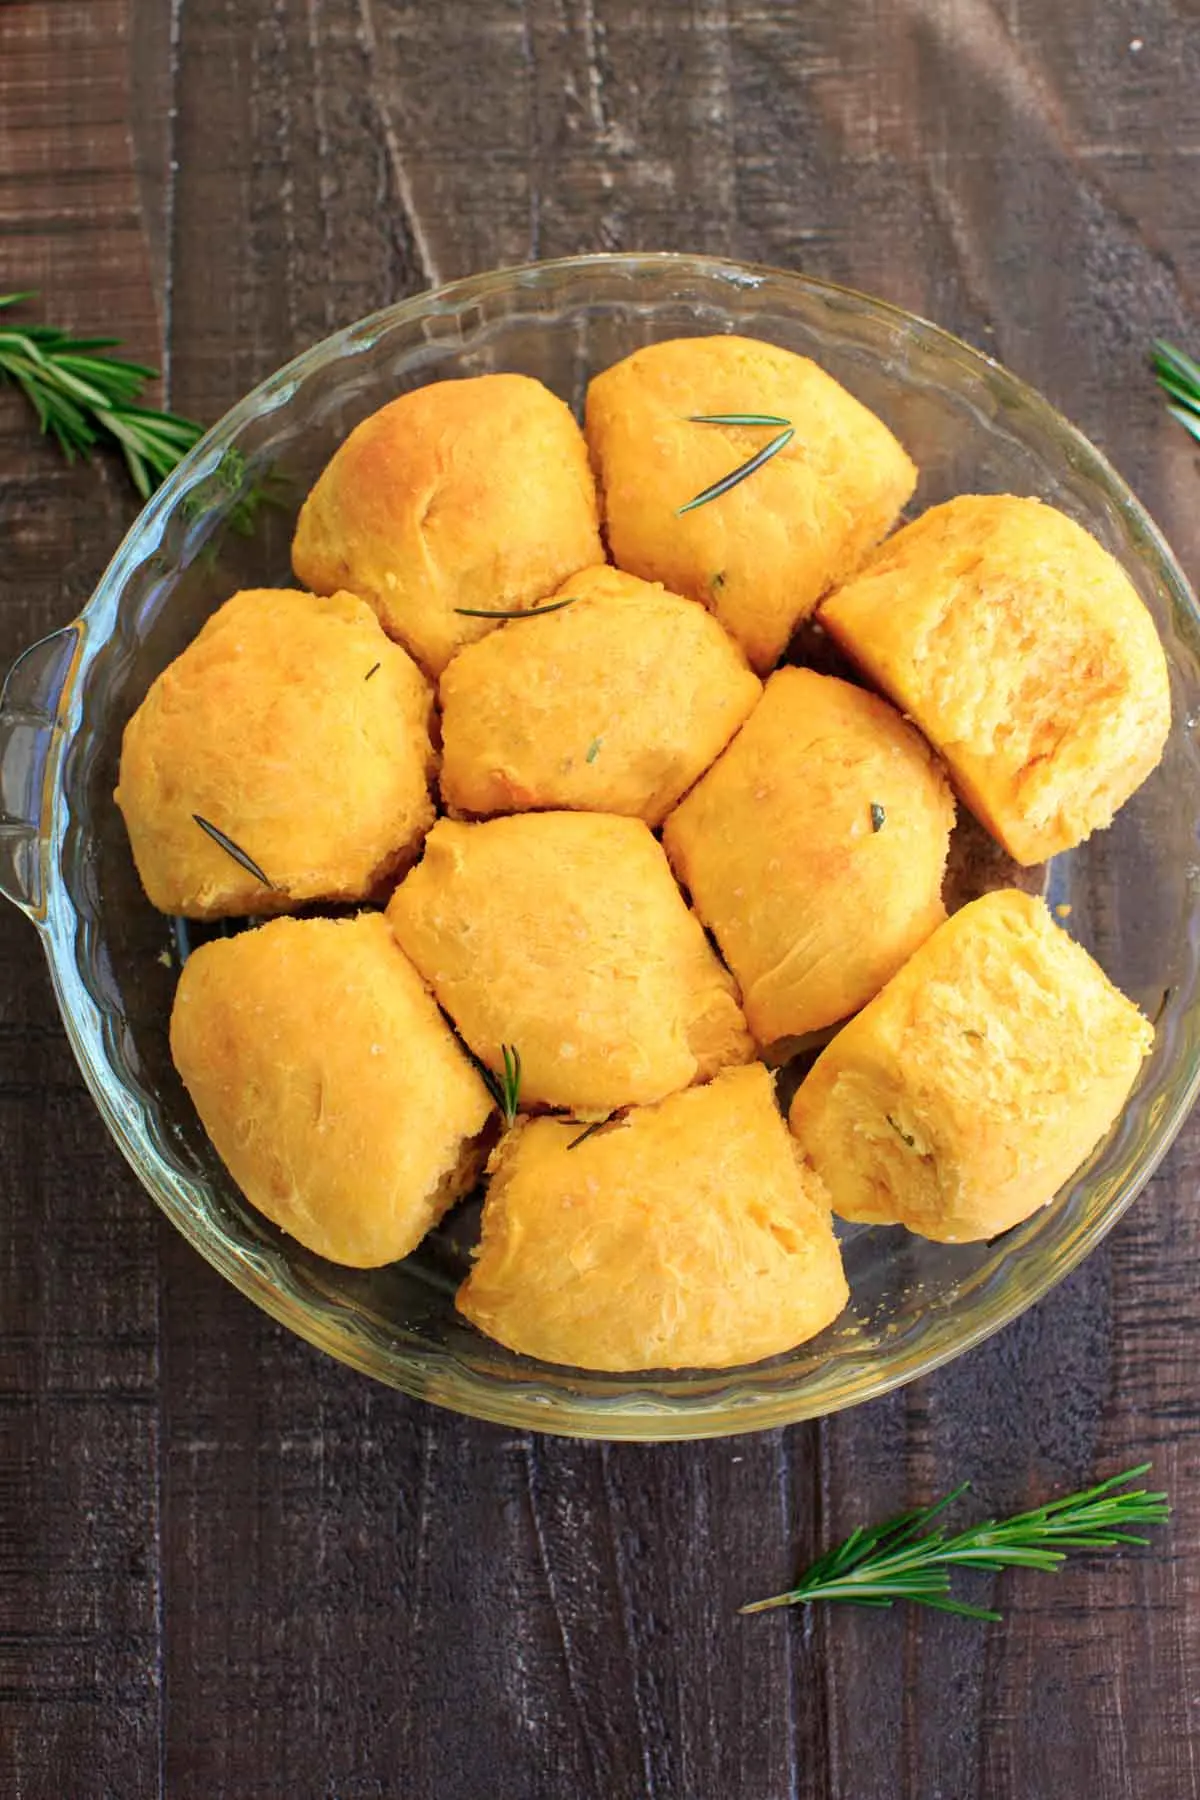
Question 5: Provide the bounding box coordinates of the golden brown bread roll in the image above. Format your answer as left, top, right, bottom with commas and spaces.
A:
788, 889, 1154, 1243
662, 667, 954, 1043
457, 1064, 848, 1370
115, 587, 435, 919
386, 812, 753, 1113
585, 335, 916, 673
819, 494, 1171, 864
438, 564, 761, 825
170, 913, 494, 1267
292, 374, 604, 676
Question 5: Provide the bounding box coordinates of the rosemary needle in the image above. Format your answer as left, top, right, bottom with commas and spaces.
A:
870, 802, 886, 833
677, 426, 794, 516
192, 815, 276, 890
740, 1464, 1169, 1621
687, 412, 791, 427
480, 1044, 522, 1126
566, 1121, 606, 1150
454, 598, 578, 620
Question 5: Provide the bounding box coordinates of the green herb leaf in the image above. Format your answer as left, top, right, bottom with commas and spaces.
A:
586, 737, 602, 764
870, 802, 886, 833
193, 815, 276, 890
740, 1464, 1169, 1620
677, 426, 794, 516
480, 1043, 522, 1126
453, 598, 579, 620
687, 412, 792, 427
1152, 340, 1200, 443
182, 445, 294, 536
364, 662, 381, 682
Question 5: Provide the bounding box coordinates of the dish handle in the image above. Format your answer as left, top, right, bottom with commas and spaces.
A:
0, 625, 82, 921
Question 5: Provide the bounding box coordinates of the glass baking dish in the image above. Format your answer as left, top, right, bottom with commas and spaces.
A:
3, 253, 1198, 1439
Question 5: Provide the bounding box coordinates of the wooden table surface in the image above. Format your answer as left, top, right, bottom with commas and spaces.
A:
3, 3, 1200, 1796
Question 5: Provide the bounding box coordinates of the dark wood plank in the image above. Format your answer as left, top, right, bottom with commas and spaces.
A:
0, 5, 168, 1795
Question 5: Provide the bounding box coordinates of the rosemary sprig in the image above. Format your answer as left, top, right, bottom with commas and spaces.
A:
193, 815, 276, 890
453, 598, 579, 620
677, 424, 794, 516
0, 292, 204, 498
480, 1044, 522, 1126
1, 295, 287, 529
740, 1464, 1168, 1621
1151, 338, 1200, 442
182, 444, 292, 536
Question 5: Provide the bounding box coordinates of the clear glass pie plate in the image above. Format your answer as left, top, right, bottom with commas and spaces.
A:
3, 253, 1199, 1440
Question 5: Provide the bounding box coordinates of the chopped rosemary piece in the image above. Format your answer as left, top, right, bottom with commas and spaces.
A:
870, 802, 886, 833
740, 1464, 1168, 1621
453, 598, 578, 620
480, 1044, 522, 1126
677, 426, 794, 516
566, 1118, 611, 1150
687, 412, 791, 427
586, 737, 602, 764
567, 1121, 604, 1150
364, 662, 381, 681
192, 815, 275, 889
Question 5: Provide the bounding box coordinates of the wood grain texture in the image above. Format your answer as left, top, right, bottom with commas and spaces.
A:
0, 7, 165, 1798
3, 1, 1200, 1796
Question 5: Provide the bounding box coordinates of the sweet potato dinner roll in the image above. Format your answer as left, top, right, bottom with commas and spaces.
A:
292, 373, 604, 676
662, 668, 954, 1044
457, 1065, 848, 1370
585, 335, 916, 673
819, 495, 1171, 865
438, 564, 761, 825
170, 914, 494, 1268
386, 812, 752, 1113
115, 587, 435, 919
788, 890, 1154, 1244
